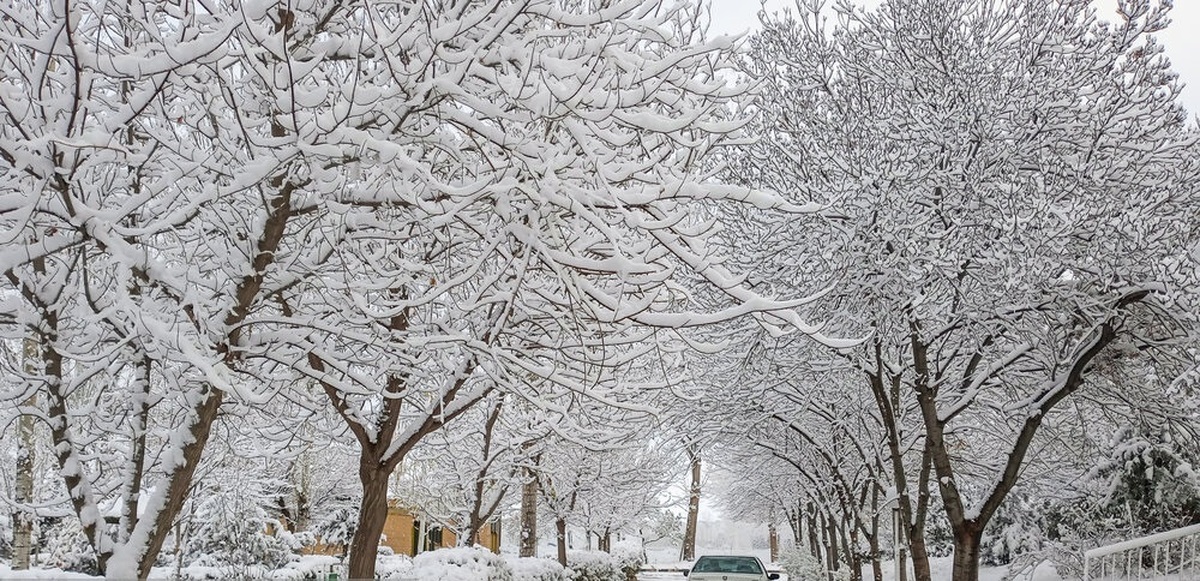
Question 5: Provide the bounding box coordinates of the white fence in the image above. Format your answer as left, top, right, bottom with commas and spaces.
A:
1083, 524, 1200, 580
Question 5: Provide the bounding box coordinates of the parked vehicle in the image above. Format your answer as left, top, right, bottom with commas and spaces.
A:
684, 555, 781, 581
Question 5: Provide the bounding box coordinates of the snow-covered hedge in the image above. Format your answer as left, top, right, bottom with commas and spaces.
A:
510, 556, 569, 581
780, 547, 846, 581
566, 550, 622, 581
375, 554, 416, 580
409, 546, 513, 581
266, 554, 343, 580
609, 541, 643, 581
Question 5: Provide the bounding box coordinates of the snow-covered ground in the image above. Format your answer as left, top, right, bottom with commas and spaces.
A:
0, 552, 1067, 581
0, 563, 100, 579
636, 556, 1064, 581
870, 557, 1063, 581
0, 554, 353, 580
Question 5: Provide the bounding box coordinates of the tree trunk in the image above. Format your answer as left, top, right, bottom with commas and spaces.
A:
768, 521, 779, 563
906, 443, 935, 581
909, 525, 931, 581
134, 387, 224, 580
600, 529, 612, 552
12, 336, 36, 570
347, 469, 389, 580
869, 492, 882, 581
467, 398, 503, 546
556, 517, 569, 567
520, 467, 539, 557
826, 514, 839, 575
951, 527, 983, 581
118, 353, 151, 545
807, 509, 821, 563
788, 509, 803, 549
844, 517, 861, 581
680, 447, 701, 562
294, 449, 311, 532
867, 349, 933, 581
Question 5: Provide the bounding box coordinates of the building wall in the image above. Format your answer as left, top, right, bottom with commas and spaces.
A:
477, 520, 501, 553
300, 505, 501, 557
382, 507, 416, 556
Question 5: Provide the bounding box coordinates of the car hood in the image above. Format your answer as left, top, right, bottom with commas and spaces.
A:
687, 574, 765, 581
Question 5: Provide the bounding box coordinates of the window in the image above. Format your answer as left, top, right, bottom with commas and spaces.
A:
692, 556, 763, 574
412, 521, 444, 554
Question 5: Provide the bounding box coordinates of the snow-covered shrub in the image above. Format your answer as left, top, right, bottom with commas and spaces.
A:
566, 550, 621, 581
268, 554, 344, 581
779, 547, 820, 581
509, 556, 569, 581
980, 492, 1045, 566
374, 553, 416, 580
0, 510, 11, 559
41, 516, 98, 575
610, 540, 644, 581
308, 497, 359, 551
410, 546, 513, 581
185, 477, 299, 571
779, 547, 846, 581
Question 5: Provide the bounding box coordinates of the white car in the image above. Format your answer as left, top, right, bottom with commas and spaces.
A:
684, 555, 781, 581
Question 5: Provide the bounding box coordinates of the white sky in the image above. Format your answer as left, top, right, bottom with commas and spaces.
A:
707, 0, 1200, 117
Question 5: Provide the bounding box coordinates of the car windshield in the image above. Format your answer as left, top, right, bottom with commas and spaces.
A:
692, 556, 763, 574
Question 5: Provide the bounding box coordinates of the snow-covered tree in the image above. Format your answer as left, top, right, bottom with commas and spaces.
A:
730, 1, 1200, 580
242, 0, 837, 577
0, 1, 261, 576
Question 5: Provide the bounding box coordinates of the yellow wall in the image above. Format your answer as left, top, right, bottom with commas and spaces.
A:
300, 505, 501, 557
382, 507, 416, 556
477, 521, 501, 553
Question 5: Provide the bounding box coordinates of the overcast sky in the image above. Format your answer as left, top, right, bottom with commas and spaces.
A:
707, 0, 1200, 117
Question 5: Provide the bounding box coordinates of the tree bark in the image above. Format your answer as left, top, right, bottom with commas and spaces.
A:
951, 527, 983, 581
118, 353, 151, 545
556, 517, 569, 567
467, 397, 504, 546
826, 514, 839, 573
12, 337, 36, 570
680, 446, 701, 562
807, 508, 821, 563
843, 516, 861, 581
347, 469, 389, 580
768, 521, 779, 563
866, 356, 933, 581
520, 463, 539, 557
788, 508, 802, 549
869, 487, 882, 581
135, 386, 224, 580
906, 443, 935, 581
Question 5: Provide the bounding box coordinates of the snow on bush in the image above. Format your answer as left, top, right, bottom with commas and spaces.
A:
0, 511, 11, 560
409, 546, 513, 581
566, 550, 622, 581
510, 556, 569, 581
266, 554, 344, 580
374, 553, 416, 580
41, 517, 99, 575
609, 541, 644, 581
779, 547, 846, 581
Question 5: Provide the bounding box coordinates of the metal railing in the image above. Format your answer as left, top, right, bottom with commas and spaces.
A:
1083, 524, 1200, 580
